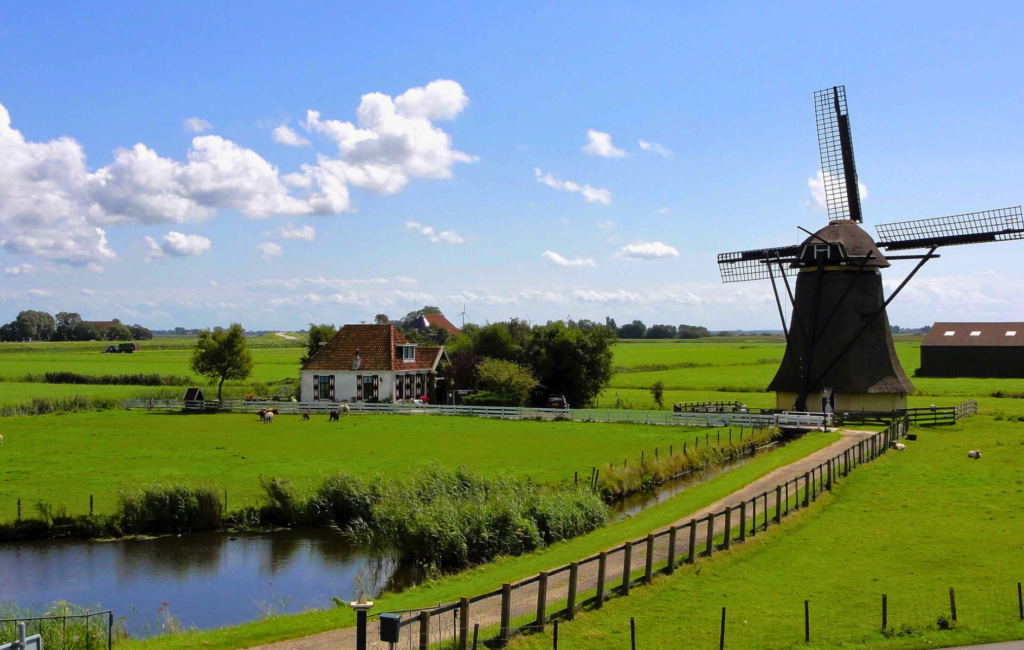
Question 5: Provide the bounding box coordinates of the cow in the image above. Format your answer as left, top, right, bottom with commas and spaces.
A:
302, 412, 310, 421
329, 409, 339, 422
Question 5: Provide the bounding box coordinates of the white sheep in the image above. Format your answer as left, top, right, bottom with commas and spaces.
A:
263, 411, 275, 424
894, 443, 906, 451
0, 433, 3, 447
968, 450, 981, 459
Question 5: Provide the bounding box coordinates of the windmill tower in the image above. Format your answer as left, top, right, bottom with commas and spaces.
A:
718, 85, 1023, 413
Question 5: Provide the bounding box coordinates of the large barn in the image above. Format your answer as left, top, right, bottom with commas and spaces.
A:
919, 322, 1024, 378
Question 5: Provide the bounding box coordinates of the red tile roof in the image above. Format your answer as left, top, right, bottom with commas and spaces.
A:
414, 313, 462, 336
922, 322, 1024, 347
302, 324, 445, 371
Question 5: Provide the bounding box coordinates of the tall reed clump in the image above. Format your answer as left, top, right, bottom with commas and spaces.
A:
43, 371, 194, 386
598, 427, 779, 498
321, 464, 607, 571
0, 395, 121, 418
0, 601, 126, 650
115, 482, 222, 535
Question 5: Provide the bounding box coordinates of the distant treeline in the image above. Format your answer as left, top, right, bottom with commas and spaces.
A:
610, 319, 714, 340
0, 311, 151, 342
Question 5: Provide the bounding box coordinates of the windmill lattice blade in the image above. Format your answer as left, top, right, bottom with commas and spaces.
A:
814, 86, 863, 223
875, 206, 1024, 251
717, 246, 800, 283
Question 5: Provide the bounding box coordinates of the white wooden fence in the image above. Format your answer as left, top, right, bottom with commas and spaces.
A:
123, 398, 830, 429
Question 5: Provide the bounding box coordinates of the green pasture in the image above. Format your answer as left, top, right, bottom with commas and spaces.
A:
0, 410, 751, 521
512, 414, 1024, 650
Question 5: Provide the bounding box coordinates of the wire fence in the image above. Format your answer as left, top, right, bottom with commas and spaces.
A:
364, 418, 913, 649
0, 611, 114, 650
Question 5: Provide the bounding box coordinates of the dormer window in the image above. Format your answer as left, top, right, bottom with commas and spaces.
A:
396, 344, 416, 361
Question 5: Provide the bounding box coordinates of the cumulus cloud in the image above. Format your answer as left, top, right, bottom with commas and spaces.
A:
638, 139, 673, 158
808, 170, 868, 210
596, 220, 615, 230
582, 130, 625, 158
258, 242, 283, 259
276, 223, 316, 240
614, 241, 680, 260
3, 263, 34, 275
183, 118, 213, 134
271, 125, 311, 147
534, 169, 611, 206
657, 208, 670, 215
404, 220, 465, 244
145, 232, 212, 261
542, 251, 596, 268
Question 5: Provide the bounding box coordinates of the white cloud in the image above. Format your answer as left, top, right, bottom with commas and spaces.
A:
3, 263, 34, 275
542, 251, 596, 268
26, 288, 51, 296
808, 170, 868, 210
657, 208, 670, 215
145, 231, 212, 261
614, 241, 680, 260
271, 125, 311, 147
534, 169, 611, 206
404, 220, 465, 244
638, 139, 673, 158
393, 275, 417, 285
582, 130, 625, 158
276, 223, 316, 240
183, 118, 213, 134
258, 242, 283, 259
596, 220, 615, 230
572, 289, 644, 303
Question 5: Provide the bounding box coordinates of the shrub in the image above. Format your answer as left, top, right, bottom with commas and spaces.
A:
43, 371, 193, 386
0, 395, 120, 418
115, 482, 222, 535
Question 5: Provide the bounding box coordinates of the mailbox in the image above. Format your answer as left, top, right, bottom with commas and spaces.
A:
379, 613, 401, 643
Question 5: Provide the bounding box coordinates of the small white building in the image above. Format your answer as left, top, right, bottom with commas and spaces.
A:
300, 324, 447, 403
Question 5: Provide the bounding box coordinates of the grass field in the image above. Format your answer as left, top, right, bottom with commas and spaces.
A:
510, 413, 1024, 650
0, 411, 757, 521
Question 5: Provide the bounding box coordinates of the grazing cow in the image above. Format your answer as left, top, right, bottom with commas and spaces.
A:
329, 409, 339, 422
302, 412, 310, 421
894, 443, 906, 451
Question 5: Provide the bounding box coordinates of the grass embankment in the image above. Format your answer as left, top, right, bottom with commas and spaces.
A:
122, 431, 839, 650
0, 411, 755, 521
511, 414, 1024, 650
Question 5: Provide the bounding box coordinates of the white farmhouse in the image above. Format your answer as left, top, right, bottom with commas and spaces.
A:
300, 324, 447, 403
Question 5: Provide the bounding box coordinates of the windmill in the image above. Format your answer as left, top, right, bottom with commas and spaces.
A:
718, 85, 1023, 413
457, 303, 468, 329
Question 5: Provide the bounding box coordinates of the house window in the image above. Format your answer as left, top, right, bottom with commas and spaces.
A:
970, 331, 981, 337
1007, 331, 1017, 336
404, 346, 415, 361
318, 376, 331, 401
944, 331, 955, 336
362, 376, 376, 401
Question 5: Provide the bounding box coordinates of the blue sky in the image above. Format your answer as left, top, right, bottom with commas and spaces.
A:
2, 1, 1023, 330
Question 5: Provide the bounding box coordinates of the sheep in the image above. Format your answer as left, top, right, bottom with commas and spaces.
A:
894, 443, 906, 451
263, 411, 275, 424
341, 404, 350, 413
329, 409, 339, 422
968, 450, 982, 459
302, 412, 310, 421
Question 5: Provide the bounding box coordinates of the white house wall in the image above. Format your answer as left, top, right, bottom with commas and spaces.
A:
300, 370, 403, 403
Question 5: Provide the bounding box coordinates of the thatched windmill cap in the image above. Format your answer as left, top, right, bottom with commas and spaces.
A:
803, 220, 889, 268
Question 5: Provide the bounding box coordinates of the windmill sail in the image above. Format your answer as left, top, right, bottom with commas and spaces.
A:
814, 86, 863, 223
876, 206, 1024, 251
717, 245, 801, 283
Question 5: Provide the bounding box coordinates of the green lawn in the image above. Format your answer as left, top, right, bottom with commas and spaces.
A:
511, 414, 1024, 650
0, 410, 750, 521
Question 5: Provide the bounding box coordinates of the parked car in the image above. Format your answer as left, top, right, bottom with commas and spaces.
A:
545, 395, 569, 409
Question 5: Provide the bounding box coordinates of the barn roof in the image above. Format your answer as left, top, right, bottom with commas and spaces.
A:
922, 322, 1024, 347
85, 321, 117, 332
302, 324, 446, 371
412, 313, 462, 335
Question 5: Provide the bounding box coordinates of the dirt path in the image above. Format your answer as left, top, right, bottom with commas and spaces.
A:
249, 430, 873, 650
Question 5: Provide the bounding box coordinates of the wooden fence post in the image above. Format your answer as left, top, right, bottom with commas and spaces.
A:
706, 513, 715, 556
419, 611, 430, 650
775, 486, 782, 523
460, 597, 469, 649
949, 587, 957, 622
567, 563, 578, 621
535, 572, 548, 631
803, 472, 811, 507
622, 541, 633, 595
644, 534, 655, 583
827, 459, 833, 490
667, 527, 677, 574
750, 497, 756, 536
724, 507, 732, 550
739, 502, 747, 542
688, 519, 697, 564
499, 583, 511, 646
804, 600, 810, 643
882, 594, 887, 630
596, 553, 607, 608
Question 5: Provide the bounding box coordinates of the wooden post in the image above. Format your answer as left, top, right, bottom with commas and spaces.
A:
460, 597, 469, 649
750, 497, 756, 536
844, 449, 849, 477
739, 501, 747, 542
645, 534, 655, 583
667, 527, 677, 574
827, 459, 833, 490
472, 624, 479, 650
786, 481, 791, 513
567, 562, 578, 620
775, 485, 782, 523
882, 594, 887, 630
688, 519, 697, 564
553, 620, 558, 650
631, 617, 637, 650
419, 611, 430, 650
622, 541, 632, 595
536, 572, 548, 630
724, 506, 732, 550
803, 472, 811, 507
804, 600, 810, 642
596, 553, 607, 608
90, 495, 93, 515
720, 607, 727, 650
949, 587, 957, 622
499, 583, 511, 646
706, 513, 715, 556
1017, 581, 1023, 620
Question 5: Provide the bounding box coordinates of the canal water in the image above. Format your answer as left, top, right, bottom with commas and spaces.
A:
0, 440, 785, 634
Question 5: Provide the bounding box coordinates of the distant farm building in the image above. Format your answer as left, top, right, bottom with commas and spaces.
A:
919, 322, 1024, 378
85, 320, 117, 334
410, 313, 462, 336
300, 324, 448, 403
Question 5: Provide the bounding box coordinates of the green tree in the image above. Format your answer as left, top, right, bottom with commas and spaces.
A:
374, 314, 390, 325
677, 324, 711, 339
650, 380, 665, 409
302, 323, 337, 363
71, 321, 100, 341
477, 358, 537, 406
617, 319, 646, 339
104, 321, 134, 341
190, 323, 254, 401
528, 321, 614, 407
129, 324, 153, 340
6, 310, 56, 341
53, 312, 83, 341
646, 324, 678, 339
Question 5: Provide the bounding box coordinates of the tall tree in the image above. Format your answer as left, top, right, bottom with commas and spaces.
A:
53, 312, 83, 341
302, 323, 337, 363
104, 321, 134, 341
617, 320, 646, 339
71, 321, 100, 341
374, 314, 390, 325
130, 324, 153, 340
190, 323, 254, 401
528, 321, 614, 407
10, 310, 56, 341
